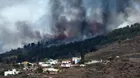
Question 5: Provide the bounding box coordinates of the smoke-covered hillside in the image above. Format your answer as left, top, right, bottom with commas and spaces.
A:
0, 0, 140, 53
1, 23, 140, 62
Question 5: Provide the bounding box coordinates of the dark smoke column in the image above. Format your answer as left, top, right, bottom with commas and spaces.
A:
116, 0, 130, 13
50, 0, 87, 40
101, 0, 130, 32
101, 0, 110, 33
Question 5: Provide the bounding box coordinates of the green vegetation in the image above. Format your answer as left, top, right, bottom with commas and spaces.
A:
43, 58, 48, 62
36, 67, 43, 73
1, 23, 140, 63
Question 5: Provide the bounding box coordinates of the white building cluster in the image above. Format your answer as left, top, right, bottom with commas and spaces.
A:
4, 69, 20, 76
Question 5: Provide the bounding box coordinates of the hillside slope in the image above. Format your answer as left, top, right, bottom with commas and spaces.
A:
55, 35, 140, 78
86, 36, 140, 60
1, 23, 140, 62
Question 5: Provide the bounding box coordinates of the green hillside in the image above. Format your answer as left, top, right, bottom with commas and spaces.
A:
1, 23, 140, 63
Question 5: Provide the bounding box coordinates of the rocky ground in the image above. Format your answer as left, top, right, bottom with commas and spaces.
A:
54, 58, 140, 78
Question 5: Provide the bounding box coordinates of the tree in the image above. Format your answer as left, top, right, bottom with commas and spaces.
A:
36, 67, 43, 73
43, 58, 48, 62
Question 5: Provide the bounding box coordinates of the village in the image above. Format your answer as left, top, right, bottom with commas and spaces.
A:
1, 56, 112, 77
0, 55, 121, 78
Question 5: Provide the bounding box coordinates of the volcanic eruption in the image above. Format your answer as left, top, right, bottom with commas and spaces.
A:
50, 0, 131, 40
0, 0, 140, 53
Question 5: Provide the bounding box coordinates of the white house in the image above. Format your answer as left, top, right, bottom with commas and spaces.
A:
47, 59, 58, 65
61, 63, 71, 68
62, 60, 71, 64
61, 60, 71, 68
4, 69, 20, 76
39, 62, 51, 67
72, 57, 81, 64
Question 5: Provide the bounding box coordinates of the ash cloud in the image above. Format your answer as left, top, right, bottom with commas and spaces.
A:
118, 0, 140, 28
0, 21, 52, 53
0, 0, 52, 53
50, 0, 132, 38
0, 0, 140, 53
50, 0, 87, 39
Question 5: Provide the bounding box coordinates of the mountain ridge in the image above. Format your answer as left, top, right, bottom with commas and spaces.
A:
1, 23, 140, 62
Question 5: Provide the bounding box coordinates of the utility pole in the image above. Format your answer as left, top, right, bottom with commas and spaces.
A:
80, 42, 85, 64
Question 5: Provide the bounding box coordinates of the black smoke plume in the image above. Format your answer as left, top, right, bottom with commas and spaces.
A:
50, 0, 132, 40
0, 0, 140, 53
